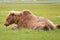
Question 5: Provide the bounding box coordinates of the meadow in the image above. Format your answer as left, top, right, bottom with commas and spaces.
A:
0, 3, 60, 40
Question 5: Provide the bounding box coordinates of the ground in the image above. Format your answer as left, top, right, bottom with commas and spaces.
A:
0, 3, 60, 40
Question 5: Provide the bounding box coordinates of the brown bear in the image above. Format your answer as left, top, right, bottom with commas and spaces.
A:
4, 10, 60, 30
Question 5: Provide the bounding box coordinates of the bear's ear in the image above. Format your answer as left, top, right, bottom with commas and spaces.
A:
10, 13, 15, 16
10, 10, 16, 16
23, 10, 32, 16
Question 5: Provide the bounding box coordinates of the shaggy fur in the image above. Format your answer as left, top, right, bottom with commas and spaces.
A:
4, 10, 60, 30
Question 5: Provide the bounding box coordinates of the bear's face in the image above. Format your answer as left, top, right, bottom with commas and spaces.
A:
4, 13, 16, 26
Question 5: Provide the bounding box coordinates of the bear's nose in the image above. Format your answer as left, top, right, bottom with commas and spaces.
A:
4, 23, 9, 26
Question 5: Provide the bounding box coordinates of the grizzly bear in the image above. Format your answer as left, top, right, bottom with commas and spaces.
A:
4, 10, 60, 30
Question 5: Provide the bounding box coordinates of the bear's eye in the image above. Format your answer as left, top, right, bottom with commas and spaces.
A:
6, 16, 12, 21
6, 19, 8, 20
7, 18, 10, 21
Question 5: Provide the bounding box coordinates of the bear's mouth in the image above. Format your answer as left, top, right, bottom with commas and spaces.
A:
4, 23, 9, 26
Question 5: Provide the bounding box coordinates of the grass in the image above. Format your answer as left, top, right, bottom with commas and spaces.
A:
0, 3, 60, 40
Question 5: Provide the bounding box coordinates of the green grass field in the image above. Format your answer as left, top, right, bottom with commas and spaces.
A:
0, 3, 60, 40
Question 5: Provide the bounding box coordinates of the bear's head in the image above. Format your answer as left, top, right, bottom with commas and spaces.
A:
4, 11, 22, 26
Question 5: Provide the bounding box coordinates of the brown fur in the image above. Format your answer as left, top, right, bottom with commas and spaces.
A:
4, 10, 60, 30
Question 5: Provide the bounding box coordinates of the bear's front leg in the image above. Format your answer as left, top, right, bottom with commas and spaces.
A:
11, 26, 19, 30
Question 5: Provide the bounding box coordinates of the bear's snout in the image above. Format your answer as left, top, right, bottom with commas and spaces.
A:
4, 22, 9, 26
4, 23, 9, 26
